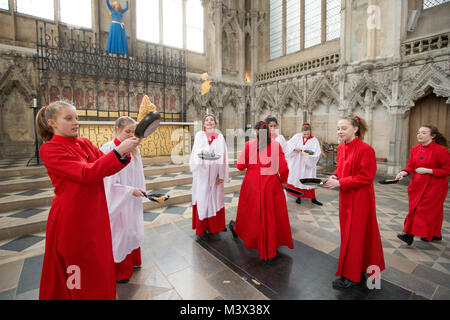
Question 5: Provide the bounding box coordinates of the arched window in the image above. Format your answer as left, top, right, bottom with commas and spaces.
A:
16, 0, 54, 20
136, 0, 159, 44
186, 0, 204, 53
423, 0, 450, 9
60, 0, 92, 29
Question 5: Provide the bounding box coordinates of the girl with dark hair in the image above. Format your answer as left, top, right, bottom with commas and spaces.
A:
285, 122, 323, 205
190, 114, 229, 236
36, 101, 140, 299
229, 121, 293, 262
396, 125, 450, 245
264, 115, 287, 154
324, 115, 385, 289
101, 116, 146, 283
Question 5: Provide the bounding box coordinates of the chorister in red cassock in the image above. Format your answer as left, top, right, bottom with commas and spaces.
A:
232, 137, 293, 261
333, 137, 385, 283
39, 135, 130, 300
401, 142, 450, 241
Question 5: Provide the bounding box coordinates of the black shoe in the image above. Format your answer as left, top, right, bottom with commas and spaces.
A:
332, 277, 359, 289
229, 220, 238, 238
312, 199, 323, 206
397, 233, 414, 245
296, 197, 302, 204
223, 227, 227, 232
421, 236, 442, 242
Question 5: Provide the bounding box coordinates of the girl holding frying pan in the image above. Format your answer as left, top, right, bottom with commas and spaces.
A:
395, 125, 449, 245
324, 115, 385, 289
36, 101, 140, 299
101, 116, 146, 283
229, 121, 293, 262
190, 114, 229, 237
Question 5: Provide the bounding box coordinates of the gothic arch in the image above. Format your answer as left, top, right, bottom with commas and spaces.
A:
305, 77, 339, 112
347, 77, 391, 113
400, 64, 450, 108
278, 82, 302, 112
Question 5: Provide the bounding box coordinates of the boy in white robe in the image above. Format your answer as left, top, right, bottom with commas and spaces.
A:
102, 116, 146, 282
285, 123, 323, 206
190, 114, 229, 236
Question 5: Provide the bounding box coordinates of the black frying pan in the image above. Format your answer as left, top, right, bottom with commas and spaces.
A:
135, 111, 161, 139
300, 178, 326, 186
142, 192, 170, 203
282, 183, 304, 197
378, 179, 400, 185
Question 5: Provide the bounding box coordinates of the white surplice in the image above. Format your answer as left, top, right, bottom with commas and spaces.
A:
274, 134, 287, 155
190, 131, 229, 221
285, 134, 321, 190
101, 140, 145, 263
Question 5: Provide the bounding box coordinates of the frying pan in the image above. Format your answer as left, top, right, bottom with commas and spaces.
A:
198, 152, 221, 161
135, 111, 162, 139
378, 179, 399, 185
282, 183, 304, 197
142, 192, 170, 204
300, 178, 326, 186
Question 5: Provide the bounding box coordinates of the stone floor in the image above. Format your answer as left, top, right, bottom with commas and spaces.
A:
0, 169, 449, 300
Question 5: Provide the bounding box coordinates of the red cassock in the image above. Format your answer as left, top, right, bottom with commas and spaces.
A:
39, 135, 130, 300
333, 137, 385, 283
402, 142, 450, 241
234, 139, 293, 261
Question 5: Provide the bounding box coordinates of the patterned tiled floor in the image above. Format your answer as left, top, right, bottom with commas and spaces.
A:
0, 166, 449, 300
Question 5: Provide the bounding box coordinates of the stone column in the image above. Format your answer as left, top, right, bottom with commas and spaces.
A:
387, 106, 409, 175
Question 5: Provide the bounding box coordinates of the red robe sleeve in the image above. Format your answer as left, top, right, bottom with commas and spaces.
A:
432, 146, 450, 178
278, 144, 289, 183
333, 144, 343, 178
402, 146, 417, 175
339, 146, 377, 191
40, 142, 129, 185
236, 141, 249, 171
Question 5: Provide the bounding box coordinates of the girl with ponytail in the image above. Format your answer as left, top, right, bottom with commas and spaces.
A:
324, 115, 385, 289
396, 125, 450, 245
229, 120, 293, 262
37, 101, 140, 300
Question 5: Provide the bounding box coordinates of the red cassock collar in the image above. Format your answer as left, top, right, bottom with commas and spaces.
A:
113, 137, 122, 146
302, 135, 314, 145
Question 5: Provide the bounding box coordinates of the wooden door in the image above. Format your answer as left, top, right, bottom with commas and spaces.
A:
409, 93, 449, 151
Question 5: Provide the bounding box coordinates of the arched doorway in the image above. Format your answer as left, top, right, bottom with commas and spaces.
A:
409, 93, 449, 151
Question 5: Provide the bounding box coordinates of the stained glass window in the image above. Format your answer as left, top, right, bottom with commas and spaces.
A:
270, 0, 283, 59
60, 0, 92, 29
17, 0, 54, 20
304, 0, 322, 48
137, 0, 159, 44
326, 0, 340, 41
423, 0, 450, 9
186, 0, 204, 53
286, 0, 301, 54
